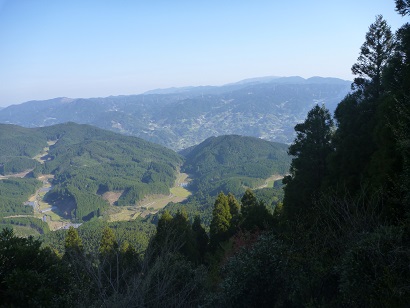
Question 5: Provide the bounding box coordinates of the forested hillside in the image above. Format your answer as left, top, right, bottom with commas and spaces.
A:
182, 135, 290, 195
39, 123, 182, 221
0, 123, 182, 221
157, 135, 290, 225
0, 124, 45, 175
0, 120, 290, 230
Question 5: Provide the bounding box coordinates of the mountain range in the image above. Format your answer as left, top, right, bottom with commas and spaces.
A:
0, 76, 351, 151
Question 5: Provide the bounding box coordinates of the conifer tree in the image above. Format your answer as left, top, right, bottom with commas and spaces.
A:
228, 193, 241, 231
210, 192, 232, 249
157, 210, 173, 230
192, 215, 208, 263
228, 193, 241, 216
65, 226, 83, 254
283, 105, 334, 219
172, 208, 199, 262
351, 15, 394, 97
241, 189, 258, 217
99, 226, 117, 255
1, 228, 73, 306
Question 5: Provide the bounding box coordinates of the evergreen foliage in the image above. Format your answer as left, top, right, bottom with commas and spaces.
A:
0, 178, 41, 217
395, 0, 410, 15
283, 104, 334, 219
240, 188, 258, 217
0, 122, 182, 221
0, 228, 74, 306
351, 15, 394, 96
65, 226, 83, 253
0, 217, 50, 235
0, 124, 47, 158
192, 215, 209, 264
209, 193, 232, 250
182, 135, 290, 196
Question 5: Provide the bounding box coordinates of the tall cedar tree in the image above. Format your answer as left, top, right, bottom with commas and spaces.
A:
192, 215, 209, 263
370, 22, 410, 221
65, 226, 83, 255
328, 16, 395, 197
351, 15, 394, 98
152, 209, 200, 262
171, 209, 199, 262
240, 188, 258, 217
99, 226, 118, 256
210, 192, 232, 250
283, 105, 334, 219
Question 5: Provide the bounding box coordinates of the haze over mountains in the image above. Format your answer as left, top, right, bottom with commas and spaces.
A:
0, 76, 351, 151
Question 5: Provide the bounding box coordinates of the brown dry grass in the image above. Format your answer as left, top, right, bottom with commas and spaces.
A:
101, 191, 123, 205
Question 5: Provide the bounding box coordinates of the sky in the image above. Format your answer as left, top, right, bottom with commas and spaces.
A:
0, 0, 407, 107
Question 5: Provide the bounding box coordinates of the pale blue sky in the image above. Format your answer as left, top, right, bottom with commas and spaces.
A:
0, 0, 406, 106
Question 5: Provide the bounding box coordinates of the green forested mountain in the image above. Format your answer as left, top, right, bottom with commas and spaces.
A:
0, 124, 46, 175
0, 122, 182, 221
0, 124, 46, 158
0, 125, 46, 217
158, 135, 289, 226
182, 135, 290, 196
0, 178, 42, 217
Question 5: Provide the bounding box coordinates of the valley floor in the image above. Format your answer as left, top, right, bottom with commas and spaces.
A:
107, 172, 191, 222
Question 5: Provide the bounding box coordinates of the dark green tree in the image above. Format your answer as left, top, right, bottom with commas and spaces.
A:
192, 215, 208, 263
0, 228, 73, 306
241, 200, 274, 231
351, 15, 394, 97
375, 22, 410, 220
395, 0, 410, 15
99, 226, 118, 256
239, 189, 273, 230
65, 226, 83, 255
283, 105, 334, 219
240, 188, 258, 217
171, 208, 199, 262
210, 192, 232, 250
329, 15, 394, 192
227, 192, 241, 231
339, 226, 410, 306
328, 92, 376, 191
151, 209, 201, 262
157, 210, 173, 235
228, 193, 241, 217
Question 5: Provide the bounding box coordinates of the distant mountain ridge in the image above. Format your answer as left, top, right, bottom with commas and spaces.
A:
0, 76, 351, 150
